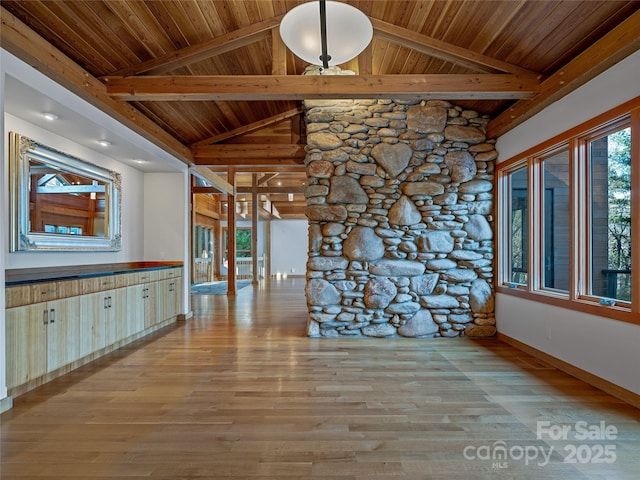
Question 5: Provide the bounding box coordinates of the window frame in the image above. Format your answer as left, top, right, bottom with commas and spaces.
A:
496, 97, 640, 325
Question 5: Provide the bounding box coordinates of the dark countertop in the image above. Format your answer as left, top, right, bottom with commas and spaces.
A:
5, 261, 183, 286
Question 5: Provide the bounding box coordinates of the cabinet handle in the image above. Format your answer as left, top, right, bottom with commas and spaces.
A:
50, 308, 56, 324
104, 296, 109, 309
108, 296, 113, 308
43, 309, 49, 325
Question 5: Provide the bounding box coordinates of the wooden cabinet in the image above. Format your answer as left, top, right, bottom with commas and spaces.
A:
47, 296, 81, 371
5, 295, 80, 389
5, 264, 183, 395
5, 304, 47, 389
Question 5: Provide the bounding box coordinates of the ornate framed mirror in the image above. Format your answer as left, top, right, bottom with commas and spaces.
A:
9, 132, 122, 251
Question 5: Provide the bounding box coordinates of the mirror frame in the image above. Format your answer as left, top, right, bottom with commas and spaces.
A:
9, 132, 122, 252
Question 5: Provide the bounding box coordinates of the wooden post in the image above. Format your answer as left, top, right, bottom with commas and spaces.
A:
251, 174, 259, 285
227, 169, 237, 296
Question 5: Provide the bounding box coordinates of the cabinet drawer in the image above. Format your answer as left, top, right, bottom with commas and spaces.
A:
6, 285, 36, 308
160, 268, 181, 280
136, 271, 159, 284
56, 279, 80, 299
114, 272, 138, 288
6, 282, 59, 309
81, 276, 116, 294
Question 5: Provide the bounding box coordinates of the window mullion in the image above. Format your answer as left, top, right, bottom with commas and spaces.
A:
529, 157, 543, 293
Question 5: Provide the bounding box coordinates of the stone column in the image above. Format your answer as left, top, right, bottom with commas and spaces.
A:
304, 93, 497, 338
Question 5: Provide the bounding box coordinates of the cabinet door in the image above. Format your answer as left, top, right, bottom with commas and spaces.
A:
124, 284, 146, 337
144, 282, 159, 328
109, 287, 129, 343
5, 304, 47, 389
79, 291, 109, 357
162, 269, 182, 320
46, 296, 81, 371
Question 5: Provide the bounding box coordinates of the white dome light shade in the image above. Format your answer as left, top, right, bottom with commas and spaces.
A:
279, 1, 373, 67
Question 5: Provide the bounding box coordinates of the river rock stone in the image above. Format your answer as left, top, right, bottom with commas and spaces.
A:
469, 279, 494, 313
410, 274, 439, 295
307, 256, 349, 271
370, 259, 426, 276
406, 105, 447, 133
306, 279, 341, 306
362, 323, 397, 337
463, 214, 493, 241
465, 325, 497, 337
307, 160, 334, 178
344, 226, 385, 261
364, 277, 398, 309
441, 269, 478, 283
309, 224, 322, 254
398, 310, 439, 337
459, 179, 493, 194
370, 142, 412, 177
444, 150, 477, 183
306, 205, 348, 221
307, 132, 343, 150
327, 176, 368, 204
417, 231, 454, 253
401, 181, 445, 196
444, 125, 486, 144
388, 195, 422, 225
419, 294, 459, 309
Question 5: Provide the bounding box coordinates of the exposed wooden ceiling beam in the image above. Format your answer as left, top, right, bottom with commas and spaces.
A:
190, 167, 234, 195
0, 6, 193, 165
191, 107, 303, 146
237, 186, 306, 194
207, 166, 306, 174
193, 158, 305, 168
258, 173, 279, 186
488, 10, 640, 138
192, 143, 305, 160
271, 26, 287, 76
108, 15, 284, 77
104, 74, 540, 101
371, 18, 542, 80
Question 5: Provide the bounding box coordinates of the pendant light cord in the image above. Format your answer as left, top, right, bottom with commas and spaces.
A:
319, 0, 331, 69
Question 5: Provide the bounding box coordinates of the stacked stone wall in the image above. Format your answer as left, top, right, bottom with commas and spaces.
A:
304, 98, 496, 338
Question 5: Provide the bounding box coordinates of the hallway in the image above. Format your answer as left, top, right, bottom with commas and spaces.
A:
1, 278, 639, 479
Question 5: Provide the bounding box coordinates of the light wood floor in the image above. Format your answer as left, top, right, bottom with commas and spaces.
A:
2, 278, 639, 479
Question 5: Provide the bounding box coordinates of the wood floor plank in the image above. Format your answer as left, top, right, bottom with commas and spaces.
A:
2, 278, 639, 479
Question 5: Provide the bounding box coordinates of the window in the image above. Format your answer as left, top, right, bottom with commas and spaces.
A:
541, 148, 570, 292
587, 126, 632, 302
194, 225, 213, 259
224, 228, 252, 259
497, 99, 639, 324
508, 168, 528, 285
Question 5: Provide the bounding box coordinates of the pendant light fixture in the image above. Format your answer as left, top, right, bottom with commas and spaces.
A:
279, 0, 373, 69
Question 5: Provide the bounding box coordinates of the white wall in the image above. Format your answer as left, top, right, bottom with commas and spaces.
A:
144, 173, 190, 314
271, 219, 308, 276
4, 114, 145, 269
495, 50, 640, 395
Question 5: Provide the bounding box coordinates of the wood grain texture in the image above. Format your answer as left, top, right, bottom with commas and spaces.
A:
2, 278, 639, 479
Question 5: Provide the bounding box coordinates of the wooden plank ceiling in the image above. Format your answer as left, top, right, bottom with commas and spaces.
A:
2, 1, 639, 218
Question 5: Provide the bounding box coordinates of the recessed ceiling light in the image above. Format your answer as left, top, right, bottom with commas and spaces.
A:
97, 140, 112, 147
40, 112, 59, 121
132, 159, 148, 164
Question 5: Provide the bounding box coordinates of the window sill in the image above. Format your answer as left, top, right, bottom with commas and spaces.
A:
496, 285, 639, 325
